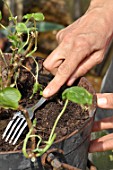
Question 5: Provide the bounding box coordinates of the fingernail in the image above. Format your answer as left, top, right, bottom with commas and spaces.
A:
67, 78, 76, 86
98, 98, 107, 105
43, 88, 50, 97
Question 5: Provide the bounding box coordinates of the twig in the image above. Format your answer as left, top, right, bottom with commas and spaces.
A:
19, 105, 36, 156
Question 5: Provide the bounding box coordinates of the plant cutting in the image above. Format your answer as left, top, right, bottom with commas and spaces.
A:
0, 2, 97, 170
22, 86, 93, 159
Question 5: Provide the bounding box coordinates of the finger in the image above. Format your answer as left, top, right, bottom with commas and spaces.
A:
43, 56, 81, 97
92, 116, 113, 132
43, 42, 91, 97
67, 50, 104, 85
89, 133, 113, 152
43, 44, 66, 75
97, 93, 113, 109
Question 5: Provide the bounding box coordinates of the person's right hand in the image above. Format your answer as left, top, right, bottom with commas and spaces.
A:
43, 1, 113, 98
89, 93, 113, 153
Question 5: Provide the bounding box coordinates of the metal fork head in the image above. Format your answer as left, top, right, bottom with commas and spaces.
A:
2, 111, 27, 145
2, 97, 47, 145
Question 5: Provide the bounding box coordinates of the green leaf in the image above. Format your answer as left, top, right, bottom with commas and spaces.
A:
32, 13, 45, 21
0, 11, 2, 20
62, 86, 93, 105
23, 13, 45, 21
33, 82, 40, 94
8, 35, 18, 42
8, 34, 23, 49
0, 87, 21, 110
23, 14, 32, 20
40, 91, 43, 96
16, 22, 28, 33
30, 83, 42, 99
9, 16, 17, 21
8, 34, 20, 47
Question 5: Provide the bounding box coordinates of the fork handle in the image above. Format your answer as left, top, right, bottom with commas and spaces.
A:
32, 97, 47, 111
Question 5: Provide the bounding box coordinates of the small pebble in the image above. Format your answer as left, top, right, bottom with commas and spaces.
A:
60, 127, 68, 136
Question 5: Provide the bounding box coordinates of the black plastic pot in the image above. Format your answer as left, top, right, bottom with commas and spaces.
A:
0, 77, 97, 170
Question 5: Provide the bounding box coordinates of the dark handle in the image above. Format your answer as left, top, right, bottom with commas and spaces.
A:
47, 153, 81, 170
41, 148, 98, 170
41, 148, 81, 170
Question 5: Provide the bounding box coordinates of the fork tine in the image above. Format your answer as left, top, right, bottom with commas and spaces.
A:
12, 122, 27, 145
9, 118, 26, 144
2, 112, 21, 139
5, 117, 22, 142
3, 97, 47, 144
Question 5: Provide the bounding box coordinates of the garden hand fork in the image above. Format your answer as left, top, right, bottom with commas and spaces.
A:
2, 97, 46, 145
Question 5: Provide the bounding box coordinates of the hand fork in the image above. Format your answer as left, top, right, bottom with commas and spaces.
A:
2, 97, 47, 145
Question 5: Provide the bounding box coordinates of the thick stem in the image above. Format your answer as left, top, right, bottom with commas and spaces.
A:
19, 105, 36, 153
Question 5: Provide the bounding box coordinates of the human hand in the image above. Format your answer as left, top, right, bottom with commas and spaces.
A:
89, 93, 113, 152
43, 1, 113, 98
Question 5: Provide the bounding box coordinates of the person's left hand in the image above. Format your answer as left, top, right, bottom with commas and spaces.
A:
89, 93, 113, 152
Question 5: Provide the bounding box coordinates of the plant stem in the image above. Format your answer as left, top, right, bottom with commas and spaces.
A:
35, 99, 69, 157
3, 0, 17, 25
0, 49, 8, 68
0, 66, 2, 89
23, 37, 34, 56
22, 124, 34, 158
26, 20, 38, 57
18, 30, 30, 54
35, 134, 56, 157
49, 99, 69, 141
21, 64, 35, 78
29, 55, 39, 82
19, 105, 36, 154
0, 23, 6, 30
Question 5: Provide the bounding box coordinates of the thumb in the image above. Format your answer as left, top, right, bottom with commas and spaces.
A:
97, 93, 113, 109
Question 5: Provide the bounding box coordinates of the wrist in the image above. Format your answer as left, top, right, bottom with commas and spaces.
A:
89, 0, 113, 10
86, 0, 113, 39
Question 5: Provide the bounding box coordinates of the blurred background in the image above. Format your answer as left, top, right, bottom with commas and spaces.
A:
0, 0, 113, 169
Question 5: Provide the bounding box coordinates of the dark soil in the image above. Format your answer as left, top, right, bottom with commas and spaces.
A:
0, 57, 96, 152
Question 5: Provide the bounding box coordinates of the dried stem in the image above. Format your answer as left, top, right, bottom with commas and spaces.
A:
18, 105, 36, 154
23, 36, 34, 56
